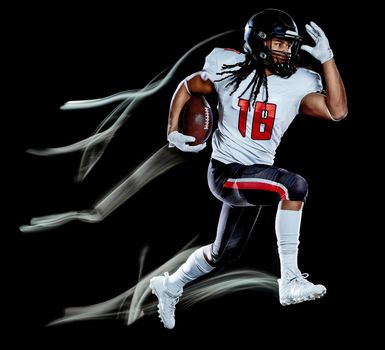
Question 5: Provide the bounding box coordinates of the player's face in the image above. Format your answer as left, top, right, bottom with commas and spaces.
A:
266, 38, 293, 63
271, 38, 292, 53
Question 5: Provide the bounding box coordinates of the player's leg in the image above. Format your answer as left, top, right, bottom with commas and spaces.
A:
163, 202, 261, 290
275, 200, 303, 279
264, 171, 326, 305
149, 159, 262, 329
212, 160, 326, 305
149, 204, 260, 329
209, 203, 261, 265
276, 200, 326, 305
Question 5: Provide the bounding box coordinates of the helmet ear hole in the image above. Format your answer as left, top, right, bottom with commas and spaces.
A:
258, 31, 266, 39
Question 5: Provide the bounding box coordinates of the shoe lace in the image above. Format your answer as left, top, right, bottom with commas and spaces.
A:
288, 272, 311, 286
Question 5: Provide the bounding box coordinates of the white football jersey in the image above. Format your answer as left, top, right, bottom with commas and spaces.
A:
203, 48, 323, 165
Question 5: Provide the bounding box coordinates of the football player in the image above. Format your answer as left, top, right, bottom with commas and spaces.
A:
150, 8, 347, 329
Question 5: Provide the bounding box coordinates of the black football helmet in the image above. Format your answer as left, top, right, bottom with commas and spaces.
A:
244, 8, 302, 77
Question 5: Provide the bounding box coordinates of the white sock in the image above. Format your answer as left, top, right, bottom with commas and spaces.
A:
275, 207, 302, 279
166, 246, 214, 294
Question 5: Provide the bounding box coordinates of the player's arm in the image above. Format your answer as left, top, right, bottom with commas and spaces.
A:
300, 59, 347, 121
167, 72, 214, 134
167, 72, 214, 153
299, 22, 348, 121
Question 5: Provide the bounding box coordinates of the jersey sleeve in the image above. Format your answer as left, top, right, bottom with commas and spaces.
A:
202, 48, 220, 84
290, 68, 324, 115
302, 69, 323, 95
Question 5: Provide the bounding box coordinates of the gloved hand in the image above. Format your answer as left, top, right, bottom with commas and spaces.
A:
167, 131, 206, 153
301, 21, 334, 64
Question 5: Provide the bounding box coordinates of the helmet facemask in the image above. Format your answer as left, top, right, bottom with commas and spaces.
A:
262, 34, 302, 78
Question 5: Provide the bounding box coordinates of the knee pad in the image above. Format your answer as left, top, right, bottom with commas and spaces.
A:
289, 174, 308, 201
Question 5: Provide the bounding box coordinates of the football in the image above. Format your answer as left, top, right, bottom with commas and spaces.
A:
179, 95, 213, 145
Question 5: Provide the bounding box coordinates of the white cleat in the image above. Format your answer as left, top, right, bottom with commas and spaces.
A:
278, 272, 326, 306
149, 272, 183, 329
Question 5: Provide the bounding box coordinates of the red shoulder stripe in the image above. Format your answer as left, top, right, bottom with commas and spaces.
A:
224, 48, 241, 54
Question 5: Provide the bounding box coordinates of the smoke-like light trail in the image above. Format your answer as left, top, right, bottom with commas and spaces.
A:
47, 242, 277, 328
28, 30, 237, 182
20, 29, 239, 232
20, 145, 185, 232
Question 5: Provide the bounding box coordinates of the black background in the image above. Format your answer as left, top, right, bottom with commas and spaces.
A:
9, 1, 371, 347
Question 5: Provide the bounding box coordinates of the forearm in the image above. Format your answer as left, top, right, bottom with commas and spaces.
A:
167, 81, 191, 135
323, 59, 348, 120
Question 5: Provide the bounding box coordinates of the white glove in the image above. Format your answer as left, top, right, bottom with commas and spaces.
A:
301, 21, 334, 64
167, 131, 206, 153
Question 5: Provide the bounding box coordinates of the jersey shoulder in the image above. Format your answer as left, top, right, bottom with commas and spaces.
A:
292, 67, 323, 92
203, 48, 245, 83
295, 67, 322, 81
206, 47, 245, 66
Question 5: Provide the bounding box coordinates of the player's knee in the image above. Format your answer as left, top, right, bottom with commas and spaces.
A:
289, 174, 308, 201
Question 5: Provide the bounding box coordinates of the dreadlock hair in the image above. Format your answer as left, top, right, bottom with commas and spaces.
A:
214, 54, 269, 107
